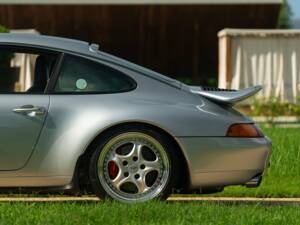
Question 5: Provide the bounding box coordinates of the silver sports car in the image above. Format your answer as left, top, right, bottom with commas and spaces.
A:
0, 34, 271, 203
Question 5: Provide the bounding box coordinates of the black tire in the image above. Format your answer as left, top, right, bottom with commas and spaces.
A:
88, 125, 179, 202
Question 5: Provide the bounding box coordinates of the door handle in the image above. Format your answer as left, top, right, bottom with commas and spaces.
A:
13, 105, 46, 116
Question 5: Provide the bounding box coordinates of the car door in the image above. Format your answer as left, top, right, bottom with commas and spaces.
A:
0, 95, 49, 170
0, 46, 58, 170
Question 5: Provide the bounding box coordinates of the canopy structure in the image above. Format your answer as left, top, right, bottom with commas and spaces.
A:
218, 29, 300, 103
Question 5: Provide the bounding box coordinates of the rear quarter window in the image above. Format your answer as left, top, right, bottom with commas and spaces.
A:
54, 55, 136, 93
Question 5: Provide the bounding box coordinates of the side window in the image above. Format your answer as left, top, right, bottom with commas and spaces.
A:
54, 55, 136, 93
0, 48, 57, 93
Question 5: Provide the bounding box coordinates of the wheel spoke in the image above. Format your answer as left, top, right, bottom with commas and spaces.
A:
132, 176, 149, 193
143, 159, 161, 172
129, 142, 143, 159
111, 173, 130, 189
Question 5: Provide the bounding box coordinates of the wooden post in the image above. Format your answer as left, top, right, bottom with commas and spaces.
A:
218, 31, 232, 89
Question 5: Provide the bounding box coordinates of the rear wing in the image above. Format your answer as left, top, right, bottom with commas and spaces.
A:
189, 85, 262, 106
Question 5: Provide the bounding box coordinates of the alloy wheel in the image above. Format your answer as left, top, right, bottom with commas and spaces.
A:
97, 132, 170, 202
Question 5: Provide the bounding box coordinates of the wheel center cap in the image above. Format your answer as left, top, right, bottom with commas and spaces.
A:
129, 164, 139, 173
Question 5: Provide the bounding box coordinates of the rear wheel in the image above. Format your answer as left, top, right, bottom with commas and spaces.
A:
89, 126, 178, 203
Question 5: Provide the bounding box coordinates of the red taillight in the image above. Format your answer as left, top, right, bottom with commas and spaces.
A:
108, 161, 119, 179
226, 124, 264, 137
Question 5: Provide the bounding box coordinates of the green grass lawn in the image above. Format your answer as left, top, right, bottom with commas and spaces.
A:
0, 127, 299, 225
0, 201, 298, 225
204, 127, 300, 197
0, 127, 298, 200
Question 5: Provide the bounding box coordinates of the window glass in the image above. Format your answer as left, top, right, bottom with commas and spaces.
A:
55, 55, 136, 93
0, 48, 57, 93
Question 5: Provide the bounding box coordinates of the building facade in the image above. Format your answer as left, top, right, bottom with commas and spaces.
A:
0, 0, 281, 84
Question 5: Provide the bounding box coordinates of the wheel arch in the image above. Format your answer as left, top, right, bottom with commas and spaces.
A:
75, 121, 190, 192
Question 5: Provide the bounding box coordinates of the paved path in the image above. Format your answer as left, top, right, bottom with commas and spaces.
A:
0, 196, 299, 205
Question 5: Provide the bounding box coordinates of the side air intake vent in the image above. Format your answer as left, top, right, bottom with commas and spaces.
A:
201, 87, 237, 92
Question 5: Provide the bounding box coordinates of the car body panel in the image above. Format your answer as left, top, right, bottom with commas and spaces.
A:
0, 34, 89, 56
0, 34, 271, 192
178, 137, 271, 188
0, 95, 49, 170
0, 91, 269, 188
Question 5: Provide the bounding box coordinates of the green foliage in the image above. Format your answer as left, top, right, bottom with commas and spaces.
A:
250, 98, 300, 116
243, 98, 300, 125
206, 78, 218, 87
0, 25, 14, 68
176, 77, 218, 86
177, 77, 193, 85
277, 0, 293, 29
0, 25, 9, 33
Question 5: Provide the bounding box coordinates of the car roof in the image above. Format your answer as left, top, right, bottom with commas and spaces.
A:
0, 33, 91, 54
0, 33, 182, 88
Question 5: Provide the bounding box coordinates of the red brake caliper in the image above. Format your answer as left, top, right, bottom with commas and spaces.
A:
108, 161, 119, 179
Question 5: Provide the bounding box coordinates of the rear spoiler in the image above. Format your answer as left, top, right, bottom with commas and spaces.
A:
189, 85, 262, 105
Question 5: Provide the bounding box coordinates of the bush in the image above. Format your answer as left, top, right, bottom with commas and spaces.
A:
0, 25, 9, 33
177, 77, 193, 85
248, 98, 300, 117
236, 98, 300, 126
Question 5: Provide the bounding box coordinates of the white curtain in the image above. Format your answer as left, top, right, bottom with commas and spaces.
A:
229, 37, 300, 103
10, 29, 40, 91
